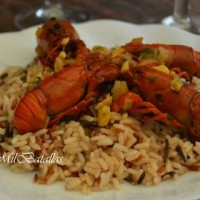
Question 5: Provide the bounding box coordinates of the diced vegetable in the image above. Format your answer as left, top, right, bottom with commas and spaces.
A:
170, 78, 183, 92
54, 51, 67, 72
92, 45, 110, 55
131, 37, 143, 44
111, 47, 125, 58
122, 97, 133, 111
139, 46, 171, 64
97, 105, 111, 127
121, 60, 130, 74
111, 80, 129, 100
152, 65, 169, 74
139, 48, 158, 61
170, 71, 183, 92
61, 37, 70, 46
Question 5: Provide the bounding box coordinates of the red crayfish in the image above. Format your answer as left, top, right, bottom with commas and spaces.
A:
35, 18, 89, 68
124, 39, 200, 79
112, 66, 200, 140
14, 60, 120, 133
13, 19, 200, 141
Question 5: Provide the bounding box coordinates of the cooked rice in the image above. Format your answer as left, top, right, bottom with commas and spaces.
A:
0, 55, 200, 195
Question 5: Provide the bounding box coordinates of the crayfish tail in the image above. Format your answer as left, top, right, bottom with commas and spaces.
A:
13, 89, 49, 134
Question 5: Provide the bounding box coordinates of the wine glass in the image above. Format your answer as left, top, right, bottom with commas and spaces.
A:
14, 0, 90, 29
161, 0, 200, 34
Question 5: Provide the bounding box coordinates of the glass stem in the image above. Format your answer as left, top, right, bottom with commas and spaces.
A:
44, 0, 59, 6
174, 0, 189, 19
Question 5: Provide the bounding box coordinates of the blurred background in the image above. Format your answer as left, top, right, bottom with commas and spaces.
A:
0, 0, 199, 33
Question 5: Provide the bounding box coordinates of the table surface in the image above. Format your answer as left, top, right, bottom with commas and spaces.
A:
0, 0, 199, 33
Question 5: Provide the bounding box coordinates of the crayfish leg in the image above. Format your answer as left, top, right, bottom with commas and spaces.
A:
170, 67, 190, 81
111, 92, 181, 127
48, 96, 94, 127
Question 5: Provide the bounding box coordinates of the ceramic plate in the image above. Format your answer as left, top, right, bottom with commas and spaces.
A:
0, 19, 200, 200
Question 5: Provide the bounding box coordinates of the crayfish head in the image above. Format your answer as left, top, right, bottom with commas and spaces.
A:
35, 18, 80, 68
36, 18, 79, 45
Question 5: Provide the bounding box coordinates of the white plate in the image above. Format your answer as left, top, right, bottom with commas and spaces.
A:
0, 19, 200, 200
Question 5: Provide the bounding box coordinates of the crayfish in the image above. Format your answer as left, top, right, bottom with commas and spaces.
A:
124, 40, 200, 79
13, 19, 200, 141
35, 18, 89, 69
14, 60, 120, 133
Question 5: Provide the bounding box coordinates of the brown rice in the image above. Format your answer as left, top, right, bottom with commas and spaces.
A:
0, 53, 200, 195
